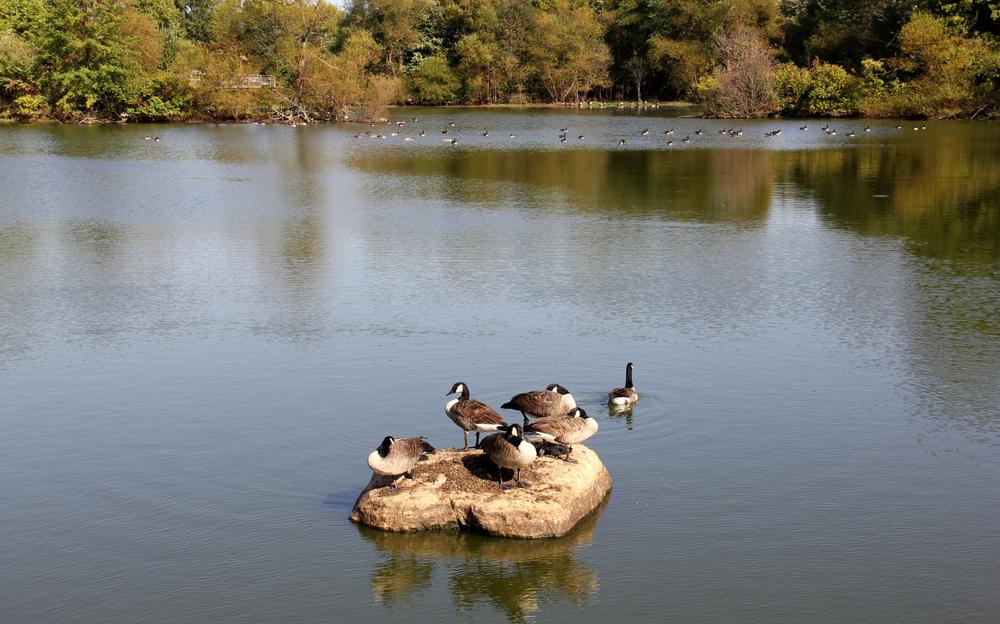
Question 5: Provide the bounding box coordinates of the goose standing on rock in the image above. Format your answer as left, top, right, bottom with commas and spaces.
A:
608, 362, 639, 407
367, 436, 435, 480
480, 424, 537, 489
445, 382, 507, 449
525, 407, 599, 461
501, 384, 576, 426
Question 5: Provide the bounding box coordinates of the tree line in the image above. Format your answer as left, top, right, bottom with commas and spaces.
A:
1, 0, 998, 122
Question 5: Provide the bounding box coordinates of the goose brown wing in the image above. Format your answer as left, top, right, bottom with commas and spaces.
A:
396, 436, 435, 459
454, 399, 506, 426
478, 431, 508, 455
608, 387, 632, 399
502, 390, 561, 416
525, 415, 579, 437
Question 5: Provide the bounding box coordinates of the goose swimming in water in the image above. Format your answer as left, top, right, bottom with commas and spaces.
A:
445, 382, 506, 449
480, 424, 537, 488
607, 362, 638, 407
501, 384, 576, 426
525, 407, 599, 461
367, 436, 435, 480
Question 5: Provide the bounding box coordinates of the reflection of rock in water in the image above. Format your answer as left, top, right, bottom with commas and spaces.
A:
358, 504, 605, 620
370, 552, 434, 604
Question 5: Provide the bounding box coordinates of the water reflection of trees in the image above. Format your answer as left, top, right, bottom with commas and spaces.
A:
348, 148, 773, 224
349, 134, 1000, 262
358, 506, 604, 622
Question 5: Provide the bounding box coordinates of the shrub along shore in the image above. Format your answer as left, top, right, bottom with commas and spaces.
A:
1, 1, 998, 124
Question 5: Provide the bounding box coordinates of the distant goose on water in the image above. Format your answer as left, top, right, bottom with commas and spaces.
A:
367, 436, 434, 481
480, 424, 537, 488
501, 384, 576, 426
525, 407, 599, 461
619, 138, 626, 145
608, 362, 639, 407
445, 382, 507, 450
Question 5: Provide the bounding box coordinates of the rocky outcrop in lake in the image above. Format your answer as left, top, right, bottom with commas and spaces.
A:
350, 445, 611, 538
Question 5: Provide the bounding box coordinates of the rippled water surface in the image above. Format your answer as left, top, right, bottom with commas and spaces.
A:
2, 109, 999, 623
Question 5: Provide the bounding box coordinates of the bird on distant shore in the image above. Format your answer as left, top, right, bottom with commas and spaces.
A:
367, 436, 434, 481
619, 138, 626, 145
607, 362, 639, 408
525, 408, 599, 462
501, 384, 576, 426
480, 424, 537, 489
445, 382, 507, 450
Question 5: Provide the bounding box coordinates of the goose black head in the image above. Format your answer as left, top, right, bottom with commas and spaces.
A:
547, 383, 571, 395
506, 423, 524, 442
447, 382, 469, 399
377, 436, 394, 457
568, 407, 588, 418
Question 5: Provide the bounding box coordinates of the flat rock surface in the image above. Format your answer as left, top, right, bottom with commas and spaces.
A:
350, 445, 612, 538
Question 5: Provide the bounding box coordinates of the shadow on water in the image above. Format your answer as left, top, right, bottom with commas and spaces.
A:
356, 504, 606, 621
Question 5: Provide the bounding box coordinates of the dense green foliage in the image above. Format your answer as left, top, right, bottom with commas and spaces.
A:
1, 0, 998, 120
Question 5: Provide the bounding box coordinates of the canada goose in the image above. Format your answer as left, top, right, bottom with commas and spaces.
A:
442, 129, 448, 134
578, 135, 584, 140
800, 125, 808, 131
665, 128, 674, 135
560, 136, 567, 143
483, 131, 489, 137
153, 137, 160, 142
445, 382, 506, 449
525, 407, 599, 461
509, 133, 517, 138
608, 362, 638, 407
666, 140, 673, 146
449, 121, 455, 127
619, 138, 626, 145
419, 130, 426, 136
640, 128, 649, 136
480, 424, 537, 488
695, 128, 703, 135
865, 125, 871, 132
403, 136, 414, 141
144, 135, 152, 140
444, 138, 457, 144
681, 136, 690, 143
367, 436, 435, 479
846, 131, 856, 137
501, 384, 576, 426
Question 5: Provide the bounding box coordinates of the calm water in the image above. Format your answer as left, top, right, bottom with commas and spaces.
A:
1, 110, 999, 623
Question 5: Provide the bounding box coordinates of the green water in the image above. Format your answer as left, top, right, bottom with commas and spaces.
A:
1, 110, 999, 623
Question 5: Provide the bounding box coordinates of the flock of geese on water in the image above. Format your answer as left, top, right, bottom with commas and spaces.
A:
368, 363, 638, 489
352, 118, 931, 146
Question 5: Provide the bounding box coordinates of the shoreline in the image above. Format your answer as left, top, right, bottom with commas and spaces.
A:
1, 100, 994, 125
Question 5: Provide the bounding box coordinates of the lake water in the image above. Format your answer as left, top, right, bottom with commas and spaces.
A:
1, 109, 999, 623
